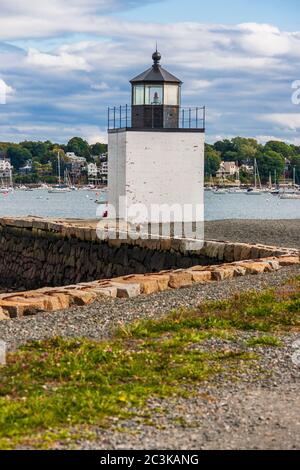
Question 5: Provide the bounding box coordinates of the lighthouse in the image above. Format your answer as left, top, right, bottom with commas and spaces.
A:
107, 50, 205, 237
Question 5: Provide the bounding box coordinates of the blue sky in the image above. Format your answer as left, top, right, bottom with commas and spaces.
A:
119, 0, 299, 31
0, 0, 300, 145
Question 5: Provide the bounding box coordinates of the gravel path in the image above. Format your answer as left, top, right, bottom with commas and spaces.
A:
0, 266, 298, 352
74, 333, 300, 450
80, 381, 300, 450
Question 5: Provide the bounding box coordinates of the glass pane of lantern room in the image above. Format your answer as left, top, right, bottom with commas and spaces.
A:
133, 85, 144, 105
164, 84, 179, 105
145, 85, 163, 105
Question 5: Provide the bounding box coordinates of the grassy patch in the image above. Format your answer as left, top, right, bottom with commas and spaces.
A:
0, 335, 253, 449
118, 279, 300, 339
0, 276, 299, 449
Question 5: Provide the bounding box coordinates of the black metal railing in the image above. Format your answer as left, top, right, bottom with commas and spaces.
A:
108, 105, 131, 130
107, 105, 205, 130
180, 107, 205, 129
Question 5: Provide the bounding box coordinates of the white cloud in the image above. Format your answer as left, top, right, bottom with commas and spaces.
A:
0, 78, 14, 104
25, 48, 90, 71
255, 135, 289, 145
80, 126, 108, 144
0, 1, 160, 39
0, 1, 299, 143
0, 0, 156, 17
187, 79, 213, 90
0, 79, 14, 95
259, 113, 300, 130
0, 122, 107, 144
91, 82, 110, 91
235, 23, 300, 59
256, 135, 300, 146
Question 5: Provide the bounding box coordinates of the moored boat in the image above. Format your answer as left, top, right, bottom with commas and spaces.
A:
279, 192, 300, 200
245, 159, 263, 195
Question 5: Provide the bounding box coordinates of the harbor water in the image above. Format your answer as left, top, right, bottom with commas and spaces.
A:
0, 189, 299, 220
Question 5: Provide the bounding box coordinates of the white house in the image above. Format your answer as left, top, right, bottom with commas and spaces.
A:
99, 161, 108, 184
240, 164, 254, 175
66, 152, 86, 164
66, 152, 87, 181
19, 160, 33, 175
216, 161, 239, 178
87, 162, 98, 177
0, 159, 13, 179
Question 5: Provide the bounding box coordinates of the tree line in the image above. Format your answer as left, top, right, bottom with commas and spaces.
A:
0, 137, 108, 184
1, 135, 299, 185
205, 137, 300, 184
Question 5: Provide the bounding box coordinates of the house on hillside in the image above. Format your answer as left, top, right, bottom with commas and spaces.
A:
19, 160, 33, 175
65, 152, 87, 182
216, 161, 239, 179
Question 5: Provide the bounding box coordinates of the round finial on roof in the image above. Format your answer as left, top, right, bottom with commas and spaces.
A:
152, 50, 161, 65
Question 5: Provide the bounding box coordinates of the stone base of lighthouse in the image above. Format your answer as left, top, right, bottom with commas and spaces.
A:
107, 129, 205, 233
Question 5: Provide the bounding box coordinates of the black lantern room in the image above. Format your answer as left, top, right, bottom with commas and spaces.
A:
130, 50, 182, 129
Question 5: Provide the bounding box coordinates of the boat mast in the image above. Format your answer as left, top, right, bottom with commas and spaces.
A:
255, 159, 262, 189
236, 167, 240, 187
57, 151, 61, 185
9, 166, 13, 188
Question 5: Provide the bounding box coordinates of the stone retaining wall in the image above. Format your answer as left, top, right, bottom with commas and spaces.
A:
0, 217, 297, 291
0, 220, 213, 290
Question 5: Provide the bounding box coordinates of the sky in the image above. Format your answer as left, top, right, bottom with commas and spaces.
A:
0, 0, 300, 145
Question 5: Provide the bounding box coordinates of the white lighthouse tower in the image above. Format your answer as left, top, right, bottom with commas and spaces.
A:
107, 50, 205, 237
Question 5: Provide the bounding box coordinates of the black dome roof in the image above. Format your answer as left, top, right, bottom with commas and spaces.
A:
130, 51, 182, 84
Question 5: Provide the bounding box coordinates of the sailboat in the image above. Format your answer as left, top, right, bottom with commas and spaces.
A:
213, 187, 228, 194
48, 152, 71, 193
267, 172, 273, 191
205, 175, 214, 191
213, 174, 228, 194
280, 192, 300, 200
64, 169, 77, 191
280, 167, 300, 199
246, 159, 263, 195
270, 169, 280, 195
0, 187, 12, 194
228, 167, 245, 193
0, 172, 14, 193
94, 187, 108, 204
0, 185, 12, 193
